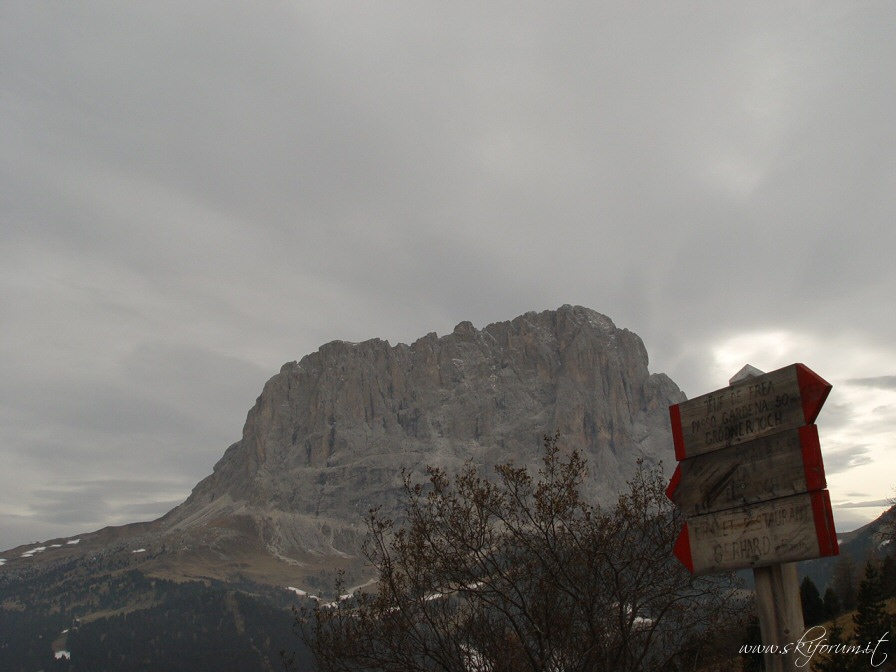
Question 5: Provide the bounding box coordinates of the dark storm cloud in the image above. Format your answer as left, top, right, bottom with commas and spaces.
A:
2, 2, 896, 548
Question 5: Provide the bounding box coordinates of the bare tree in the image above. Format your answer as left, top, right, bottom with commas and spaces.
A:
303, 434, 742, 672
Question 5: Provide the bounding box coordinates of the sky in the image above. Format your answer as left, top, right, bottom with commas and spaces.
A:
2, 2, 895, 552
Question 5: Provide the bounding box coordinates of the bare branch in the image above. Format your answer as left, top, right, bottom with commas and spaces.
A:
302, 434, 744, 672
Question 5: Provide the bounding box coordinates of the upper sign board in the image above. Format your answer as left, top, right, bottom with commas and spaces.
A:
670, 363, 831, 461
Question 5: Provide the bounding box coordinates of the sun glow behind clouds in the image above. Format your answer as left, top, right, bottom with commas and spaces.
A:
710, 330, 813, 379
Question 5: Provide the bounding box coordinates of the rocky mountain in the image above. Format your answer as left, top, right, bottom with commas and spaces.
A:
156, 305, 684, 569
4, 306, 684, 585
0, 306, 686, 669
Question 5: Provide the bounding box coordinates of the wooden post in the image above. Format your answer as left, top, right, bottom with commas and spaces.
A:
731, 367, 805, 672
754, 563, 805, 671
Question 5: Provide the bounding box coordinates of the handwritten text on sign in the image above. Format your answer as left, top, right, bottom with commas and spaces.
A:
666, 425, 825, 516
670, 364, 831, 460
673, 490, 838, 575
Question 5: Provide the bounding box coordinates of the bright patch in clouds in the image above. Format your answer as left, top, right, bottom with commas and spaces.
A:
824, 381, 896, 522
710, 330, 814, 379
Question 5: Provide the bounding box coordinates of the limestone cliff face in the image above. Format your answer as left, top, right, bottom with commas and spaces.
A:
163, 305, 684, 557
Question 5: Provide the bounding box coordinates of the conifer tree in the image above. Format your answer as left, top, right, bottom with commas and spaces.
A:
851, 561, 892, 671
831, 556, 858, 612
823, 587, 841, 620
801, 576, 826, 626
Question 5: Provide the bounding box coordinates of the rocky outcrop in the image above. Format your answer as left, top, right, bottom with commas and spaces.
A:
161, 305, 684, 560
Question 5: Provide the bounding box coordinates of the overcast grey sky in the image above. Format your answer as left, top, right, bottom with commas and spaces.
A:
2, 2, 895, 551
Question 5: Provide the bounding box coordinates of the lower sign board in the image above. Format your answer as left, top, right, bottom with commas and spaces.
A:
673, 490, 838, 575
666, 425, 825, 516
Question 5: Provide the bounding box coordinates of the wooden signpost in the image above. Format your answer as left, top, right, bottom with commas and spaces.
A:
667, 364, 837, 672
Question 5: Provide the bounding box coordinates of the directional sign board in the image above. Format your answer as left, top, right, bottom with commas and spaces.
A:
666, 425, 825, 516
673, 490, 838, 574
667, 363, 837, 575
670, 363, 832, 461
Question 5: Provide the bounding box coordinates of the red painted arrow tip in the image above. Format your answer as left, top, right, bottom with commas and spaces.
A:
669, 404, 685, 460
673, 523, 693, 573
811, 490, 839, 558
795, 363, 832, 424
799, 424, 826, 491
666, 465, 682, 503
